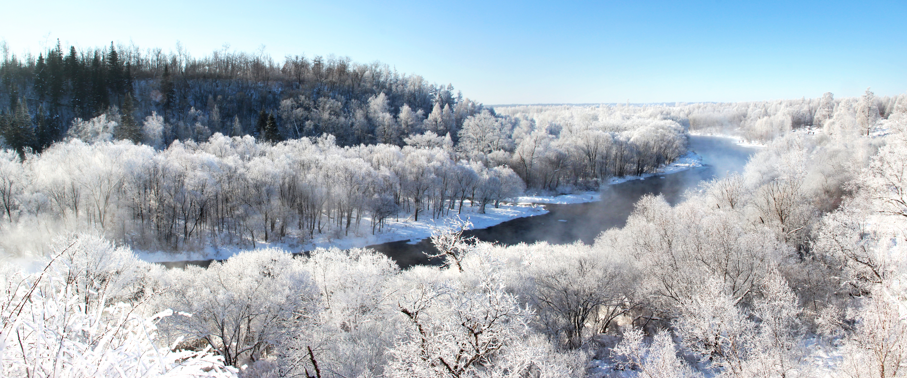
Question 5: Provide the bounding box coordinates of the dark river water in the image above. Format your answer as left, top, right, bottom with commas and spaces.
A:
159, 136, 757, 269
366, 135, 758, 268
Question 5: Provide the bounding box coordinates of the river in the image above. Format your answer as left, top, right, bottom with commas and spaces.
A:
367, 135, 758, 268
159, 135, 757, 269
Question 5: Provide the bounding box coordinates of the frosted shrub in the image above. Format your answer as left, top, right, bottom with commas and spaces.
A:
612, 327, 698, 378
67, 113, 118, 143
0, 242, 236, 377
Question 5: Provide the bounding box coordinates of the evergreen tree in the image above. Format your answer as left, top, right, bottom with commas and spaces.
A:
256, 109, 268, 138
89, 51, 108, 114
7, 86, 18, 113
34, 104, 55, 151
115, 93, 142, 143
124, 62, 133, 97
264, 112, 280, 142
107, 42, 124, 102
34, 53, 47, 101
231, 115, 243, 136
160, 64, 174, 113
66, 46, 88, 117
2, 99, 35, 157
65, 46, 79, 81
0, 114, 7, 148
47, 41, 65, 105
0, 56, 12, 95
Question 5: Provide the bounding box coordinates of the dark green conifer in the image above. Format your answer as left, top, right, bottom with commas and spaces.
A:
107, 42, 124, 101
124, 62, 133, 97
89, 51, 108, 114
34, 54, 47, 101
115, 93, 142, 144
256, 109, 268, 138
3, 99, 36, 158
34, 104, 55, 151
264, 113, 280, 142
47, 40, 65, 105
161, 64, 174, 112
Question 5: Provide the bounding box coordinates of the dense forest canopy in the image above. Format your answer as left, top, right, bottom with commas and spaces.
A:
0, 40, 477, 151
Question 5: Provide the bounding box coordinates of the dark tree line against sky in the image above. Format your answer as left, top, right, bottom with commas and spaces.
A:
0, 40, 479, 154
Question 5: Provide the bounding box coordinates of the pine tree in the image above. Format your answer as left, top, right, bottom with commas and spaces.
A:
89, 51, 108, 114
264, 112, 280, 142
47, 41, 65, 105
115, 93, 142, 143
0, 114, 7, 148
160, 64, 174, 113
858, 88, 880, 136
66, 46, 89, 117
2, 99, 36, 157
34, 104, 55, 151
256, 109, 268, 138
124, 62, 133, 97
107, 42, 124, 103
34, 53, 47, 101
231, 115, 243, 136
7, 86, 18, 114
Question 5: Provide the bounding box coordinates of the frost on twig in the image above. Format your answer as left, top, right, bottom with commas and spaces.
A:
428, 217, 475, 272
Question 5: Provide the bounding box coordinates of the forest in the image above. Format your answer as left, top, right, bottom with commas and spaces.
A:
3, 41, 907, 377
0, 42, 688, 254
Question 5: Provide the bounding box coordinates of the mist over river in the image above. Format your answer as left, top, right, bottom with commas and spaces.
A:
369, 135, 758, 268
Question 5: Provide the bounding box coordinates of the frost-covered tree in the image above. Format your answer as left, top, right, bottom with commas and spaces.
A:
0, 236, 237, 377
67, 113, 118, 144
369, 92, 400, 145
814, 92, 836, 128
159, 249, 320, 367
857, 88, 881, 136
286, 247, 401, 377
529, 243, 632, 348
0, 149, 26, 223
397, 103, 424, 136
839, 292, 907, 378
388, 276, 534, 377
404, 130, 453, 152
612, 328, 698, 378
458, 110, 513, 162
142, 111, 166, 148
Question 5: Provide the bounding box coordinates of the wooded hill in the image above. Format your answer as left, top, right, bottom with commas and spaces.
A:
0, 41, 481, 152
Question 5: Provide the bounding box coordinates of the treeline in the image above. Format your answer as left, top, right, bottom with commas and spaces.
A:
0, 134, 524, 252
493, 105, 689, 189
0, 41, 481, 153
681, 89, 907, 142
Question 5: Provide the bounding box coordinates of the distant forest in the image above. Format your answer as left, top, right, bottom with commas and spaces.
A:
0, 40, 481, 152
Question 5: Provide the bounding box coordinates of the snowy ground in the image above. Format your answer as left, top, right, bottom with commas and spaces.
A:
137, 151, 704, 264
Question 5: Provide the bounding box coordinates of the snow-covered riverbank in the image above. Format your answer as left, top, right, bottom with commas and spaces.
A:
137, 151, 704, 263
135, 202, 548, 263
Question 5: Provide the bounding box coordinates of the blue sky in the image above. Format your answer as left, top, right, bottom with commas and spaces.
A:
1, 0, 904, 104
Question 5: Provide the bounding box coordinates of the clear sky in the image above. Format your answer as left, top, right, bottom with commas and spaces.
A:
1, 0, 904, 105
